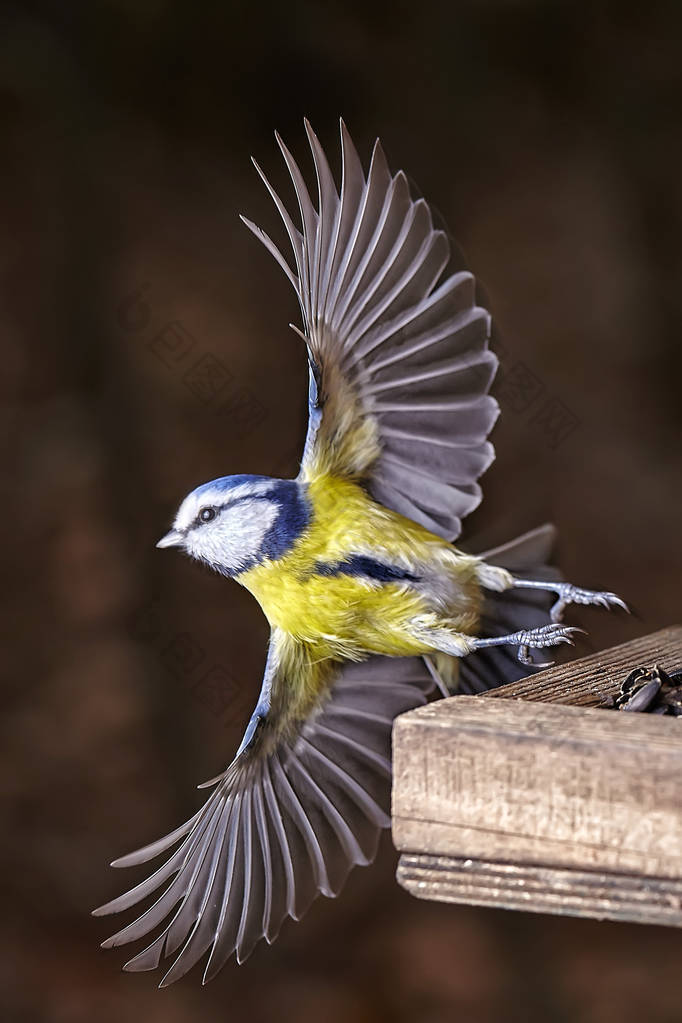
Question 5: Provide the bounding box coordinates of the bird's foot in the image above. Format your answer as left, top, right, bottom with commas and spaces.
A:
548, 584, 629, 623
470, 623, 585, 670
513, 623, 585, 668
510, 577, 629, 623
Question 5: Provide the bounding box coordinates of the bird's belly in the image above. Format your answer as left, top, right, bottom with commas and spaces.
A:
240, 564, 438, 659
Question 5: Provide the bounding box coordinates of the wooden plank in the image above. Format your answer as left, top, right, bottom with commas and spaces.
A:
392, 621, 682, 887
481, 624, 682, 707
397, 854, 682, 928
393, 627, 682, 923
393, 695, 682, 878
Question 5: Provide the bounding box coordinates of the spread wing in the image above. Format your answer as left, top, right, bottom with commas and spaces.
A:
94, 645, 434, 985
242, 119, 498, 540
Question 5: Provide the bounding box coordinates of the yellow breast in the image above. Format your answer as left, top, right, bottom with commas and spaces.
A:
238, 474, 482, 660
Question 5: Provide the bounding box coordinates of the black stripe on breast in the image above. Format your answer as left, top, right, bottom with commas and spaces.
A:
314, 555, 420, 583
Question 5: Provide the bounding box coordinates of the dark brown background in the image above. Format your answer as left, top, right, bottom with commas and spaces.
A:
2, 1, 681, 1020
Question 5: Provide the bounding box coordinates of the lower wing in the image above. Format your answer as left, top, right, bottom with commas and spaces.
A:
93, 651, 435, 985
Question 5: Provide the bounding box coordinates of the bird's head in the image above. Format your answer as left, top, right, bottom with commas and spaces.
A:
157, 475, 309, 577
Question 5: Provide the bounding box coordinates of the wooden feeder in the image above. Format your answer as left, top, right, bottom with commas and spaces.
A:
392, 626, 682, 927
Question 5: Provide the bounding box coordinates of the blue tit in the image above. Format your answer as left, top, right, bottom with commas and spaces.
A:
94, 120, 627, 985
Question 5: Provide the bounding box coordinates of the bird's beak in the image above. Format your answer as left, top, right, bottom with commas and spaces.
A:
156, 530, 183, 549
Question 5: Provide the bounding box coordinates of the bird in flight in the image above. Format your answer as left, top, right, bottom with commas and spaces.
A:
94, 120, 626, 985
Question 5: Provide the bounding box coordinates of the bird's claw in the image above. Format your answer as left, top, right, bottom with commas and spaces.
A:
550, 585, 629, 623
516, 624, 585, 668
518, 644, 554, 669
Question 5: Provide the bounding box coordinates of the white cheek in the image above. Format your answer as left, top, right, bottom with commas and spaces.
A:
187, 499, 280, 572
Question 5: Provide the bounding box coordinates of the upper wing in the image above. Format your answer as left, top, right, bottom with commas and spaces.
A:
94, 645, 434, 985
242, 119, 499, 540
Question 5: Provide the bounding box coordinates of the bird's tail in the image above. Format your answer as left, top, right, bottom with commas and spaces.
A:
456, 523, 561, 693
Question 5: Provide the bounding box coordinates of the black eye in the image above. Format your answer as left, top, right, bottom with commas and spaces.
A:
199, 506, 217, 523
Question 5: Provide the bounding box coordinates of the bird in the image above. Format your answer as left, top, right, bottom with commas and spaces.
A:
94, 119, 627, 985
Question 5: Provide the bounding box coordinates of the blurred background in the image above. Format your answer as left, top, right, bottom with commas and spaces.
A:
2, 1, 681, 1020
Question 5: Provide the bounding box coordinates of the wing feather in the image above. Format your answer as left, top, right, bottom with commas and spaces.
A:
243, 119, 498, 539
95, 646, 435, 983
260, 757, 297, 925
326, 138, 392, 324
320, 121, 364, 321
109, 811, 202, 868
332, 172, 412, 332
304, 119, 339, 325
156, 802, 235, 982
350, 271, 476, 365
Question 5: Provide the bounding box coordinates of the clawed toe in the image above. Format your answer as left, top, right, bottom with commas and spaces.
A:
525, 624, 584, 647
515, 624, 585, 668
550, 585, 629, 622
517, 645, 554, 669
469, 622, 588, 669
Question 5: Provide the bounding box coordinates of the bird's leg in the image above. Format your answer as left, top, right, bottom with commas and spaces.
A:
509, 578, 629, 623
469, 623, 584, 669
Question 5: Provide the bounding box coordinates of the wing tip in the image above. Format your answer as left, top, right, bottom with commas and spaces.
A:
109, 852, 137, 869
370, 134, 387, 169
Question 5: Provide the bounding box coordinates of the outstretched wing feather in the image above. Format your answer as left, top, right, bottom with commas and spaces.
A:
244, 119, 498, 539
95, 650, 435, 983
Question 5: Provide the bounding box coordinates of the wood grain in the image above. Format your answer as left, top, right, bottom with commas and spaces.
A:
393, 695, 682, 877
392, 626, 682, 924
482, 625, 682, 707
397, 854, 682, 927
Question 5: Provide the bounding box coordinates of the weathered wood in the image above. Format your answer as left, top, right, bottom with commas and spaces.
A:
482, 625, 682, 707
394, 695, 682, 876
392, 626, 682, 925
397, 854, 682, 927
